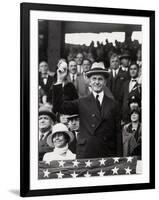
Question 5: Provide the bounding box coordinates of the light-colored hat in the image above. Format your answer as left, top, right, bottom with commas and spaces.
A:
47, 123, 74, 147
86, 62, 109, 78
39, 105, 56, 122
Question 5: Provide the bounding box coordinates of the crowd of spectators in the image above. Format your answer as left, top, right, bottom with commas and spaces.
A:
38, 38, 142, 162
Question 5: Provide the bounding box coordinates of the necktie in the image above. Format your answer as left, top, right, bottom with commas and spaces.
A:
40, 134, 44, 141
72, 75, 75, 83
96, 94, 101, 112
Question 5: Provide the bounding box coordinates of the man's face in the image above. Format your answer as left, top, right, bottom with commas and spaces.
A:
39, 115, 52, 130
129, 64, 138, 78
52, 132, 67, 148
59, 114, 69, 125
82, 60, 91, 73
110, 57, 119, 70
39, 62, 48, 74
89, 74, 106, 93
68, 61, 77, 74
121, 57, 129, 67
68, 118, 80, 131
75, 53, 83, 65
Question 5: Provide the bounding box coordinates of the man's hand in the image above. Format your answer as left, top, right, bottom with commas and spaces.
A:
56, 61, 68, 84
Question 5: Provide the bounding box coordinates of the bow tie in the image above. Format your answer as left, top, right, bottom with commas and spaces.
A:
132, 79, 137, 82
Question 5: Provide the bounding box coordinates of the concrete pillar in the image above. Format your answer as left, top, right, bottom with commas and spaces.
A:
125, 30, 132, 43
47, 21, 65, 72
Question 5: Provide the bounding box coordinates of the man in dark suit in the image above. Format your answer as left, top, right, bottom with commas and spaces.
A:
120, 63, 141, 124
66, 59, 79, 89
39, 61, 55, 104
38, 106, 56, 161
107, 53, 128, 104
67, 114, 80, 154
52, 61, 123, 159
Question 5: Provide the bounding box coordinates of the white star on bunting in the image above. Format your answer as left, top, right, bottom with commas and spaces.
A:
43, 169, 50, 178
84, 171, 91, 178
45, 160, 51, 165
71, 171, 78, 178
125, 167, 132, 175
72, 160, 80, 167
85, 160, 92, 167
111, 166, 119, 175
58, 160, 66, 167
113, 157, 120, 163
97, 170, 105, 177
127, 157, 133, 163
99, 158, 106, 166
57, 171, 64, 179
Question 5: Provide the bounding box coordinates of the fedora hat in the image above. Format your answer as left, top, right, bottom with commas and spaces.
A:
47, 123, 74, 147
86, 62, 109, 78
39, 105, 56, 122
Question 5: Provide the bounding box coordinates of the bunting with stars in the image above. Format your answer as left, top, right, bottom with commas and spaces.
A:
38, 156, 137, 179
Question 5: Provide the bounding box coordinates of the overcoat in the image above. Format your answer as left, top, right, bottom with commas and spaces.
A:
38, 130, 53, 161
53, 84, 123, 159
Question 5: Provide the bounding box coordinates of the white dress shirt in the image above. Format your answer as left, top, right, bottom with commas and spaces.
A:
129, 78, 138, 92
112, 68, 119, 77
92, 91, 104, 105
70, 73, 77, 82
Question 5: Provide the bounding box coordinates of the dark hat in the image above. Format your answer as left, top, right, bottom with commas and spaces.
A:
130, 108, 141, 116
67, 114, 79, 120
119, 52, 130, 60
39, 106, 56, 122
128, 95, 141, 107
86, 62, 109, 79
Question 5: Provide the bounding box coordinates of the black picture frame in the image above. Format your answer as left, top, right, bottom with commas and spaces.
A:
20, 2, 155, 197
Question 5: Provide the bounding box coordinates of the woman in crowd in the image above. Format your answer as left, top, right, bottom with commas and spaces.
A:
122, 109, 141, 157
43, 123, 75, 162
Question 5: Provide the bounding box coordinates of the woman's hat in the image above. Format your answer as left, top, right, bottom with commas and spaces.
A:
67, 114, 79, 120
86, 62, 109, 79
47, 123, 74, 147
128, 95, 141, 107
39, 105, 56, 122
130, 108, 141, 116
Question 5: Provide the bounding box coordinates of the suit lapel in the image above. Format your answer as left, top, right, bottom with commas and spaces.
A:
101, 95, 111, 119
88, 93, 101, 120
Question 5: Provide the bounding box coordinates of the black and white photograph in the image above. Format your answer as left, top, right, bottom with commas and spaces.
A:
38, 19, 142, 178
20, 3, 155, 197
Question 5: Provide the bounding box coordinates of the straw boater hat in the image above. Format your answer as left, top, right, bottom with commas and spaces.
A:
47, 123, 74, 147
39, 105, 56, 122
86, 62, 109, 79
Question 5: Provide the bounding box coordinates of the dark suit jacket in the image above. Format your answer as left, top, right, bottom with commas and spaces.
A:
39, 72, 55, 103
38, 130, 53, 161
68, 131, 78, 154
53, 84, 123, 159
121, 80, 141, 123
107, 68, 129, 102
